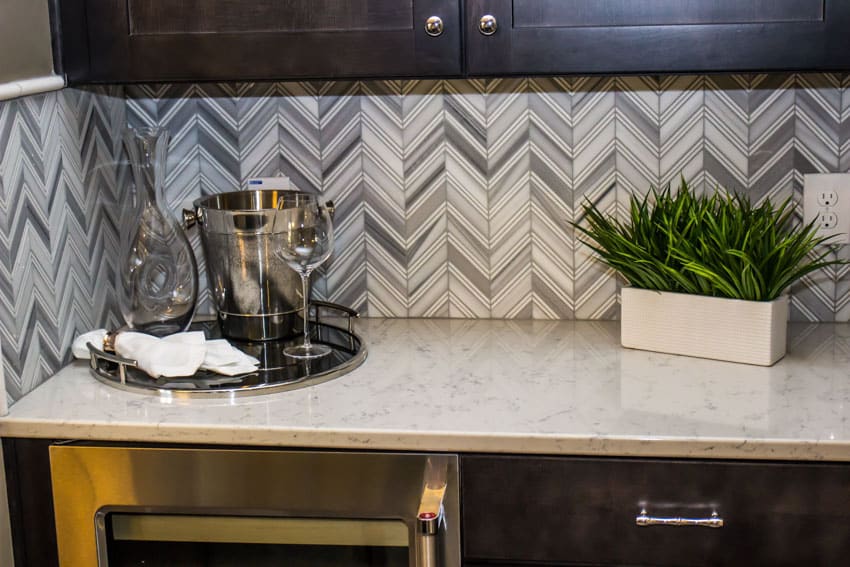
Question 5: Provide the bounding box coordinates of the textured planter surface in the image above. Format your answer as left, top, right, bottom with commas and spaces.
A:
620, 288, 789, 366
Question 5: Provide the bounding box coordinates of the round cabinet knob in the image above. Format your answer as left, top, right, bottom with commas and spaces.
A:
479, 14, 498, 36
425, 16, 444, 37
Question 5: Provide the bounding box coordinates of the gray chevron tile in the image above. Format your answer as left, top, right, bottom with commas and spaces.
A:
193, 85, 241, 315
446, 79, 488, 318
704, 75, 749, 192
793, 74, 842, 322
615, 74, 659, 309
0, 94, 52, 399
195, 84, 240, 196
616, 76, 660, 196
748, 76, 807, 320
76, 86, 125, 332
1, 87, 124, 401
748, 74, 796, 200
405, 80, 448, 317
795, 74, 841, 173
573, 178, 618, 320
837, 75, 850, 322
0, 96, 43, 163
791, 268, 837, 322
126, 84, 202, 212
488, 78, 531, 319
124, 88, 159, 128
572, 77, 618, 319
276, 82, 322, 193
834, 247, 850, 323
840, 74, 850, 173
362, 80, 406, 317
530, 173, 574, 318
237, 82, 285, 181
528, 77, 573, 318
660, 75, 705, 192
320, 81, 365, 312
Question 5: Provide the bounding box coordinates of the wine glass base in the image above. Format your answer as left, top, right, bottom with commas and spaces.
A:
284, 343, 332, 359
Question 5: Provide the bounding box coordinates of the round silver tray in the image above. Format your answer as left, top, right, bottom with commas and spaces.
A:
86, 302, 366, 398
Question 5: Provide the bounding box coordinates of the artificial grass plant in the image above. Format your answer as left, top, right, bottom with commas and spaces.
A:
574, 178, 842, 301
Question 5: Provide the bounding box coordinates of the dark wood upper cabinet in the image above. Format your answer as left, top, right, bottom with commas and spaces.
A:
55, 0, 850, 83
59, 0, 462, 83
465, 0, 850, 76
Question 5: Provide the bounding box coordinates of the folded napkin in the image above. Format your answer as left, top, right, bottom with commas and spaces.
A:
72, 329, 260, 378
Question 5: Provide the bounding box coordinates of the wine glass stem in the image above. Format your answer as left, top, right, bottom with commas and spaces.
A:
300, 271, 312, 350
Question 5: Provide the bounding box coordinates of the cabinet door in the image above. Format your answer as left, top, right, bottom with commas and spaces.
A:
466, 0, 850, 75
462, 454, 850, 566
61, 0, 461, 83
2, 438, 58, 567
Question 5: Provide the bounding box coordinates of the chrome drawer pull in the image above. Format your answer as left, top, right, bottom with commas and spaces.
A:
636, 509, 724, 528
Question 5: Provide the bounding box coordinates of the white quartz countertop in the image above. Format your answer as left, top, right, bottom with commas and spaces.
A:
3, 319, 850, 461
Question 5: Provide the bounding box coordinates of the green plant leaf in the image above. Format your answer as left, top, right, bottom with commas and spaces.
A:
571, 178, 847, 301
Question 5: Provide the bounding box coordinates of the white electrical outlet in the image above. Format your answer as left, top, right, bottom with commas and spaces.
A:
804, 173, 850, 244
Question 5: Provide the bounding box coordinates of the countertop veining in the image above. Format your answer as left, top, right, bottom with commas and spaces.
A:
3, 319, 850, 461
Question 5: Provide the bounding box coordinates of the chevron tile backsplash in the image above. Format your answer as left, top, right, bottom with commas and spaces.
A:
124, 74, 850, 322
2, 74, 850, 402
0, 87, 126, 403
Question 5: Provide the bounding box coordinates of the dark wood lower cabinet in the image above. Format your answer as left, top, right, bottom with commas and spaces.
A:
2, 438, 59, 567
6, 439, 850, 566
461, 455, 850, 566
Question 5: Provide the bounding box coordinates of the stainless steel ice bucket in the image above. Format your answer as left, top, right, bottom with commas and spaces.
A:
187, 190, 311, 341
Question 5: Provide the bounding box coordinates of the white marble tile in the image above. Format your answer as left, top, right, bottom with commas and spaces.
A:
3, 320, 850, 461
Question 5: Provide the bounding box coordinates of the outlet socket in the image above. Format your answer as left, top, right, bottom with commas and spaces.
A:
818, 190, 839, 207
819, 211, 838, 229
804, 173, 850, 244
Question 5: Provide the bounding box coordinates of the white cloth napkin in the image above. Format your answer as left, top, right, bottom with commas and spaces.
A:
72, 329, 260, 378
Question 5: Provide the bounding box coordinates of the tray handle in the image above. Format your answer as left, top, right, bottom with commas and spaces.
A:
311, 301, 360, 334
87, 342, 138, 385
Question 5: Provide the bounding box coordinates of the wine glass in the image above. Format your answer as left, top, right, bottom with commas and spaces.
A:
274, 194, 334, 359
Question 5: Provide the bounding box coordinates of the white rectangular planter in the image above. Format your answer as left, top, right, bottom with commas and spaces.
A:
620, 287, 789, 366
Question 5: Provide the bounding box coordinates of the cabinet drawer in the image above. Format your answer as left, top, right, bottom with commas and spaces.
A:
462, 455, 850, 566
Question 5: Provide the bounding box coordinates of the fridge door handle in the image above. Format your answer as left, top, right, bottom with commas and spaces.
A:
416, 460, 448, 567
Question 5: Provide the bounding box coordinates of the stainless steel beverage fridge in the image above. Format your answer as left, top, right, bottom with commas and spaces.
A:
49, 444, 460, 566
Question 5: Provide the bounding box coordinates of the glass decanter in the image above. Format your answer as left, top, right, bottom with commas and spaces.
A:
119, 127, 198, 336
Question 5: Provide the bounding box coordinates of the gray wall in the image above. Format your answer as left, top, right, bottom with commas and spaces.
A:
2, 74, 850, 403
0, 0, 54, 84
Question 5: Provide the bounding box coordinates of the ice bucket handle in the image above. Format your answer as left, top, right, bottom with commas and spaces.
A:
182, 208, 200, 229
273, 197, 335, 219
